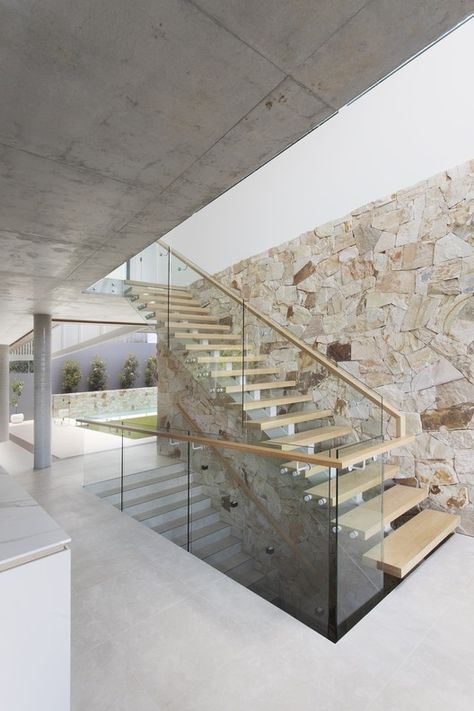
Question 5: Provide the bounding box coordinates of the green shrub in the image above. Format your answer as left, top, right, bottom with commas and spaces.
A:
11, 380, 24, 411
62, 360, 82, 393
87, 356, 107, 391
120, 353, 139, 389
144, 355, 158, 387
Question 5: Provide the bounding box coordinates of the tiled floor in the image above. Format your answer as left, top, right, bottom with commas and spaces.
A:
2, 439, 473, 711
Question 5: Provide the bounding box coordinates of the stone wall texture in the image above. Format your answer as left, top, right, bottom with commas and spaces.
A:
211, 160, 474, 534
52, 386, 157, 419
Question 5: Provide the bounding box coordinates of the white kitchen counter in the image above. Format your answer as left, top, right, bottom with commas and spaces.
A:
0, 468, 70, 571
0, 468, 71, 711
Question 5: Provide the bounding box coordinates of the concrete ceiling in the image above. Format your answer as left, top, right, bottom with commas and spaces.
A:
1, 0, 473, 343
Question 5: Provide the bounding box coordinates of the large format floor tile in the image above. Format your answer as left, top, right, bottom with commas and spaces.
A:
1, 440, 473, 711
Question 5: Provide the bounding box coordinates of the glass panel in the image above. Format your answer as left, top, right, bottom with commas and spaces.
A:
77, 417, 124, 500
189, 437, 332, 637
334, 440, 385, 637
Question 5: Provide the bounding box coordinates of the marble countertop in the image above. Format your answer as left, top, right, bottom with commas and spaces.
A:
0, 470, 70, 572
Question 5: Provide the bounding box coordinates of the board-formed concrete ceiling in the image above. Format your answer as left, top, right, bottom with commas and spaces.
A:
1, 0, 473, 343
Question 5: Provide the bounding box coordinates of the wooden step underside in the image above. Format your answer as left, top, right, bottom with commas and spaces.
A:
196, 355, 267, 364
363, 509, 459, 578
305, 463, 400, 506
240, 394, 313, 411
185, 344, 253, 352
209, 367, 279, 378
167, 322, 231, 331
246, 409, 332, 430
136, 295, 203, 307
154, 313, 218, 322
175, 333, 241, 341
336, 485, 428, 540
224, 380, 296, 394
267, 425, 352, 451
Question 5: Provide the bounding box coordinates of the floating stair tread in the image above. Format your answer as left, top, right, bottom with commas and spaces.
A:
134, 493, 209, 523
363, 509, 459, 578
175, 333, 241, 340
98, 468, 186, 498
154, 313, 218, 322
241, 394, 313, 411
197, 355, 267, 364
167, 322, 231, 331
247, 410, 332, 429
305, 463, 400, 506
174, 520, 230, 547
185, 344, 253, 351
209, 367, 279, 377
224, 380, 296, 393
135, 296, 203, 307
267, 425, 352, 450
152, 507, 217, 534
190, 535, 241, 560
280, 460, 328, 477
336, 485, 428, 540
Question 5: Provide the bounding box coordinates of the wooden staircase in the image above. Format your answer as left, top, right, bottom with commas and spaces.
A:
124, 280, 460, 581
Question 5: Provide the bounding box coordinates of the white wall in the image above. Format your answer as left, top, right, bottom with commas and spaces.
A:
164, 17, 474, 274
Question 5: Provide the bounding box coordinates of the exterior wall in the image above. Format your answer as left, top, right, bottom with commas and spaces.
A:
53, 386, 157, 419
208, 160, 474, 534
52, 341, 155, 393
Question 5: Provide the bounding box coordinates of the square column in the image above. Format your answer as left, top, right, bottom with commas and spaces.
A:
34, 314, 52, 470
0, 345, 9, 442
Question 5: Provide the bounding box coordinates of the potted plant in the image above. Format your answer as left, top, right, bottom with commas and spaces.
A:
87, 355, 107, 391
144, 355, 158, 387
10, 379, 24, 423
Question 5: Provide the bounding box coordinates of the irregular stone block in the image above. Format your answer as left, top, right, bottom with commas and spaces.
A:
327, 341, 351, 362
412, 359, 463, 391
421, 403, 474, 431
293, 260, 315, 285
377, 270, 416, 293
434, 233, 474, 263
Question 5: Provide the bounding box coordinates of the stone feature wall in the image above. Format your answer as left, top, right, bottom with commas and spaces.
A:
52, 386, 157, 419
211, 160, 474, 533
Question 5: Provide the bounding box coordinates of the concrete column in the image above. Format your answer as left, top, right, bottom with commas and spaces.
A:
34, 314, 52, 470
0, 345, 9, 442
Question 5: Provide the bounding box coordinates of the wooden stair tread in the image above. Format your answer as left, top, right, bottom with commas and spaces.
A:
175, 333, 241, 340
241, 394, 313, 411
267, 425, 352, 451
167, 322, 231, 331
197, 355, 266, 363
305, 463, 400, 506
209, 367, 279, 377
224, 380, 296, 393
154, 313, 218, 322
136, 296, 203, 307
246, 409, 332, 430
185, 344, 253, 351
363, 509, 459, 578
336, 485, 428, 540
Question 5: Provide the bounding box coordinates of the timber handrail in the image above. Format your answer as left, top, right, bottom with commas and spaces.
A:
178, 406, 320, 580
157, 239, 406, 437
76, 418, 414, 470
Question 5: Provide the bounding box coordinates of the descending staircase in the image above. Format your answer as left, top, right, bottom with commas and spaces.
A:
86, 463, 273, 592
124, 278, 460, 581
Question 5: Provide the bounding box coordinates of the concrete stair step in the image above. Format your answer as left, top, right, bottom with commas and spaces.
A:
154, 507, 221, 538
174, 520, 231, 548
120, 482, 203, 516
133, 493, 210, 527
191, 535, 242, 565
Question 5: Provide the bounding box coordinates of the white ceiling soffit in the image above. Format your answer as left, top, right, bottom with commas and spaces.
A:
1, 1, 473, 343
